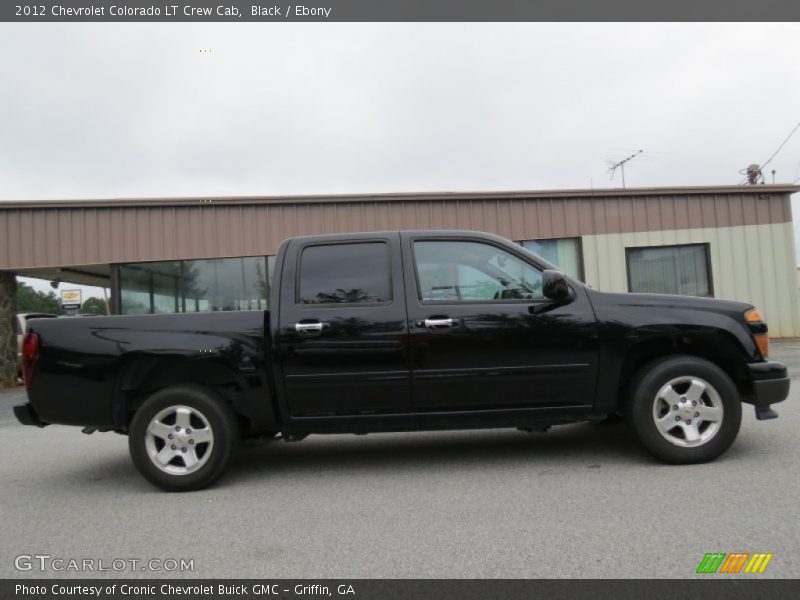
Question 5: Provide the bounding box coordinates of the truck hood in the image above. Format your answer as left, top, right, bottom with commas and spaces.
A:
587, 289, 753, 316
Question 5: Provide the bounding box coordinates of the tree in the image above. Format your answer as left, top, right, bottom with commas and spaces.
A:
80, 297, 108, 315
1, 273, 18, 388
16, 282, 63, 315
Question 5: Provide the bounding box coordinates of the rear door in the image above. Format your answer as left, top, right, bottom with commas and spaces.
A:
274, 233, 411, 417
402, 232, 599, 411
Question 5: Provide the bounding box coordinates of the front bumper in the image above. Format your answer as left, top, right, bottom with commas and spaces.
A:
13, 403, 48, 427
744, 361, 790, 420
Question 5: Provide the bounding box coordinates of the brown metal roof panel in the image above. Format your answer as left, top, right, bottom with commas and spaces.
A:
71, 210, 84, 264
714, 194, 731, 228
2, 183, 799, 210
657, 196, 674, 231
701, 194, 717, 228
742, 196, 758, 227
6, 211, 21, 267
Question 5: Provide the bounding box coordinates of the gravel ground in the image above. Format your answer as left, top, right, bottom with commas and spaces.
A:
1, 341, 799, 579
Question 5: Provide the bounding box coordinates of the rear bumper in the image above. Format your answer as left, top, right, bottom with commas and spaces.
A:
744, 360, 790, 407
14, 403, 48, 427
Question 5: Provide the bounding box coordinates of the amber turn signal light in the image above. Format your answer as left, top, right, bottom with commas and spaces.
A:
745, 308, 769, 358
745, 308, 764, 323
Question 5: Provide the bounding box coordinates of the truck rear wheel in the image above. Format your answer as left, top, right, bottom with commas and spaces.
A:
625, 355, 742, 464
128, 385, 239, 492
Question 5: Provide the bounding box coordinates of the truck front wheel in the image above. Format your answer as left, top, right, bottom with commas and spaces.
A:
128, 385, 239, 491
625, 356, 742, 464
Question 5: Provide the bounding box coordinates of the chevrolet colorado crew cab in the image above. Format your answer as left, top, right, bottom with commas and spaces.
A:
14, 230, 790, 491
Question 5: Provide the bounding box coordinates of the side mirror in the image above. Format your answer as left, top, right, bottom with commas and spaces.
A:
542, 269, 569, 301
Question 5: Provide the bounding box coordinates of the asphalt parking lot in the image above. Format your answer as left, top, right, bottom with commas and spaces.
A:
2, 342, 799, 579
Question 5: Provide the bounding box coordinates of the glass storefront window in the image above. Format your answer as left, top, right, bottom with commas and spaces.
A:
119, 256, 270, 315
119, 261, 181, 315
521, 238, 583, 280
267, 255, 276, 287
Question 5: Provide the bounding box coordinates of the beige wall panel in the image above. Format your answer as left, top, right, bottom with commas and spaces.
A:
770, 225, 796, 336
611, 233, 625, 289
582, 222, 800, 337
785, 226, 800, 335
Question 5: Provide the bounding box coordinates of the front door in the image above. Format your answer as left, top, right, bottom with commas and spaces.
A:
402, 233, 598, 411
275, 233, 411, 417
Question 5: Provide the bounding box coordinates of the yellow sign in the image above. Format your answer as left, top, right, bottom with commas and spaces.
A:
60, 289, 82, 306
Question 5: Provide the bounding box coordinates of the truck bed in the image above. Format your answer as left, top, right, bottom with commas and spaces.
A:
25, 311, 270, 429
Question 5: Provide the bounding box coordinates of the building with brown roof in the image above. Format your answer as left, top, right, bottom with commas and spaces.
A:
1, 184, 798, 384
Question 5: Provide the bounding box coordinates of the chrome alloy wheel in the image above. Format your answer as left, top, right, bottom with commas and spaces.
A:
652, 376, 724, 448
144, 405, 214, 475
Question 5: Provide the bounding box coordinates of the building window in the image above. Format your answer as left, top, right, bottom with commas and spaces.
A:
119, 256, 269, 315
414, 240, 543, 302
298, 242, 391, 305
626, 243, 713, 297
520, 238, 583, 280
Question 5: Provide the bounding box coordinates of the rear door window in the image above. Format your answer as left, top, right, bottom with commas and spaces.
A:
298, 242, 392, 305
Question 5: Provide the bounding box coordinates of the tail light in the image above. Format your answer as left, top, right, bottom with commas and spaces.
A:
21, 332, 40, 392
744, 308, 769, 358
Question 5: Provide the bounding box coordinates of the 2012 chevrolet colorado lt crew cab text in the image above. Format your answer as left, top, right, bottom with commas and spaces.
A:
14, 230, 790, 491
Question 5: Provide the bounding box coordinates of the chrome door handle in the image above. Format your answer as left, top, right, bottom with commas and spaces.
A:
294, 322, 326, 334
424, 318, 454, 329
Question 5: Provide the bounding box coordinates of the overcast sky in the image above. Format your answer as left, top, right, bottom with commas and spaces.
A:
3, 22, 800, 295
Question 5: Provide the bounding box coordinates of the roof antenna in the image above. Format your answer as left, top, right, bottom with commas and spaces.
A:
607, 150, 643, 188
741, 118, 800, 184
740, 164, 764, 185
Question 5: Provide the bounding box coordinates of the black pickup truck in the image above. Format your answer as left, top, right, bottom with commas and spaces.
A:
15, 230, 790, 491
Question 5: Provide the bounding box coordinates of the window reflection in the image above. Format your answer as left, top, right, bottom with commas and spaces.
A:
298, 243, 391, 305
119, 256, 271, 314
414, 241, 543, 302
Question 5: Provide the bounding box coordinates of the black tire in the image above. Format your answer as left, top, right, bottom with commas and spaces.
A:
128, 385, 239, 492
624, 355, 742, 464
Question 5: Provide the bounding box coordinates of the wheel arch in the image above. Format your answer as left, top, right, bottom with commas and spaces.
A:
112, 355, 278, 435
615, 330, 751, 410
